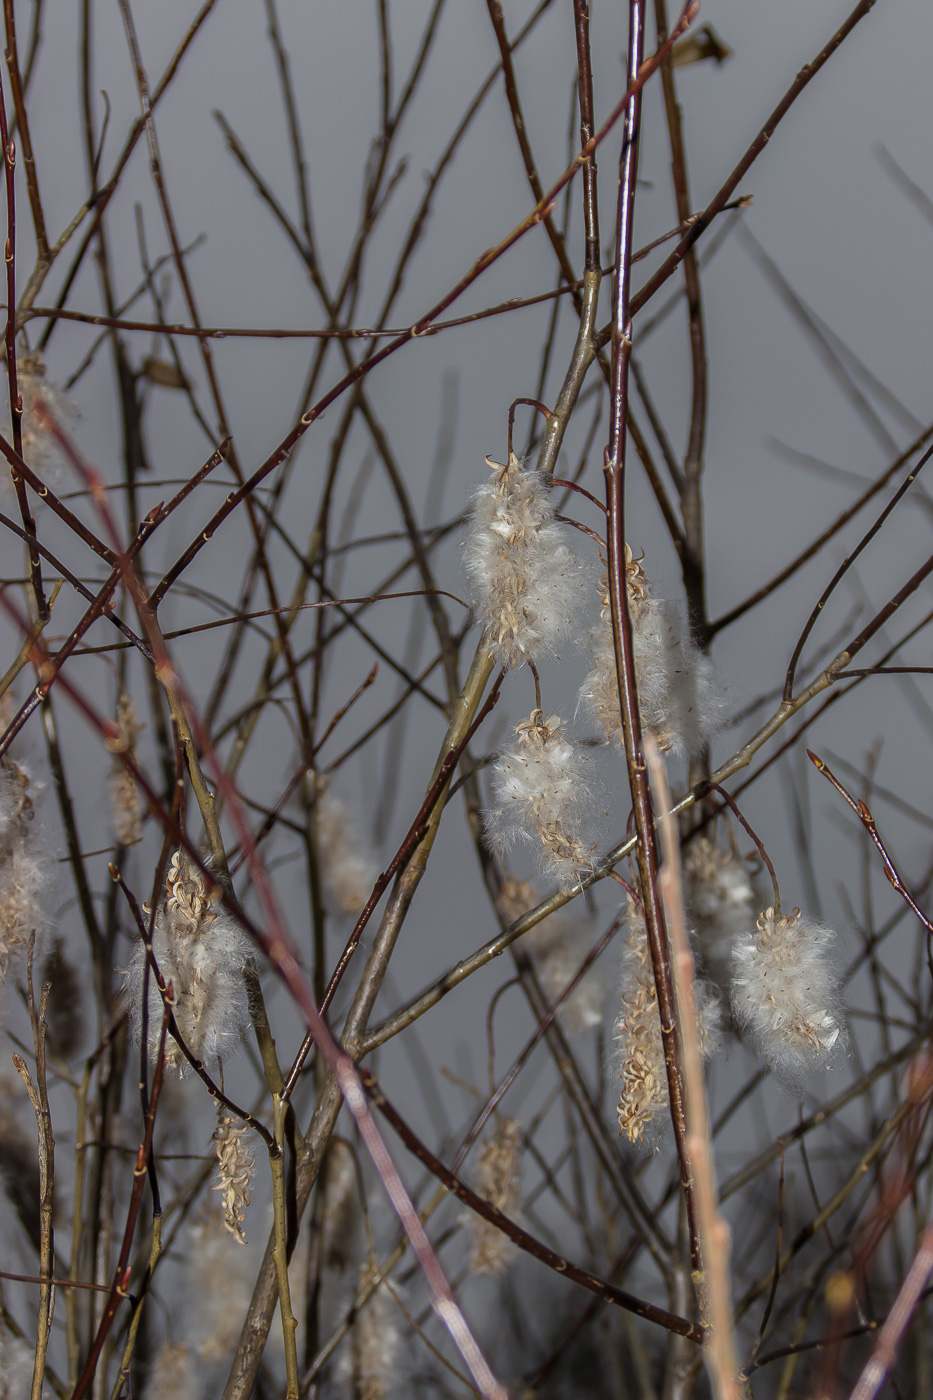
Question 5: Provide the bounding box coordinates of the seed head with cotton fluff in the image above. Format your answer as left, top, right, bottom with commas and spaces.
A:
731, 906, 842, 1084
124, 851, 253, 1073
614, 898, 720, 1145
580, 547, 721, 758
463, 449, 583, 667
486, 711, 602, 889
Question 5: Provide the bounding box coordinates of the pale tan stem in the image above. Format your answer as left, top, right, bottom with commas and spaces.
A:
646, 738, 745, 1400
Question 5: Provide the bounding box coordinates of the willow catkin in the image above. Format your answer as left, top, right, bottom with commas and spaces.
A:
614, 899, 720, 1145
12, 351, 74, 478
0, 760, 47, 981
212, 1104, 254, 1244
731, 905, 842, 1085
141, 1342, 201, 1400
500, 879, 604, 1032
486, 710, 602, 890
123, 851, 253, 1073
580, 547, 721, 759
684, 836, 757, 993
463, 448, 583, 667
107, 692, 144, 847
465, 1117, 522, 1277
313, 777, 378, 917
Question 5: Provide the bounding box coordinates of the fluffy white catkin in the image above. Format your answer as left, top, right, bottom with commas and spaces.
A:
463, 449, 582, 667
313, 776, 378, 917
123, 851, 253, 1073
684, 836, 757, 994
731, 906, 842, 1084
580, 547, 721, 758
486, 711, 601, 889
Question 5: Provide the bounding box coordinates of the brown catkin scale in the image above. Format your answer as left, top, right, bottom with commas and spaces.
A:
212, 1104, 254, 1244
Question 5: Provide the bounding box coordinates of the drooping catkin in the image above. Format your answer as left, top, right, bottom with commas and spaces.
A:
212, 1104, 254, 1243
500, 879, 604, 1032
731, 906, 842, 1084
465, 1117, 522, 1277
350, 1262, 401, 1400
142, 1342, 201, 1400
463, 449, 583, 667
107, 693, 144, 847
0, 759, 47, 980
614, 899, 720, 1145
123, 851, 253, 1073
580, 548, 721, 758
313, 777, 377, 917
684, 836, 757, 993
486, 710, 601, 890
